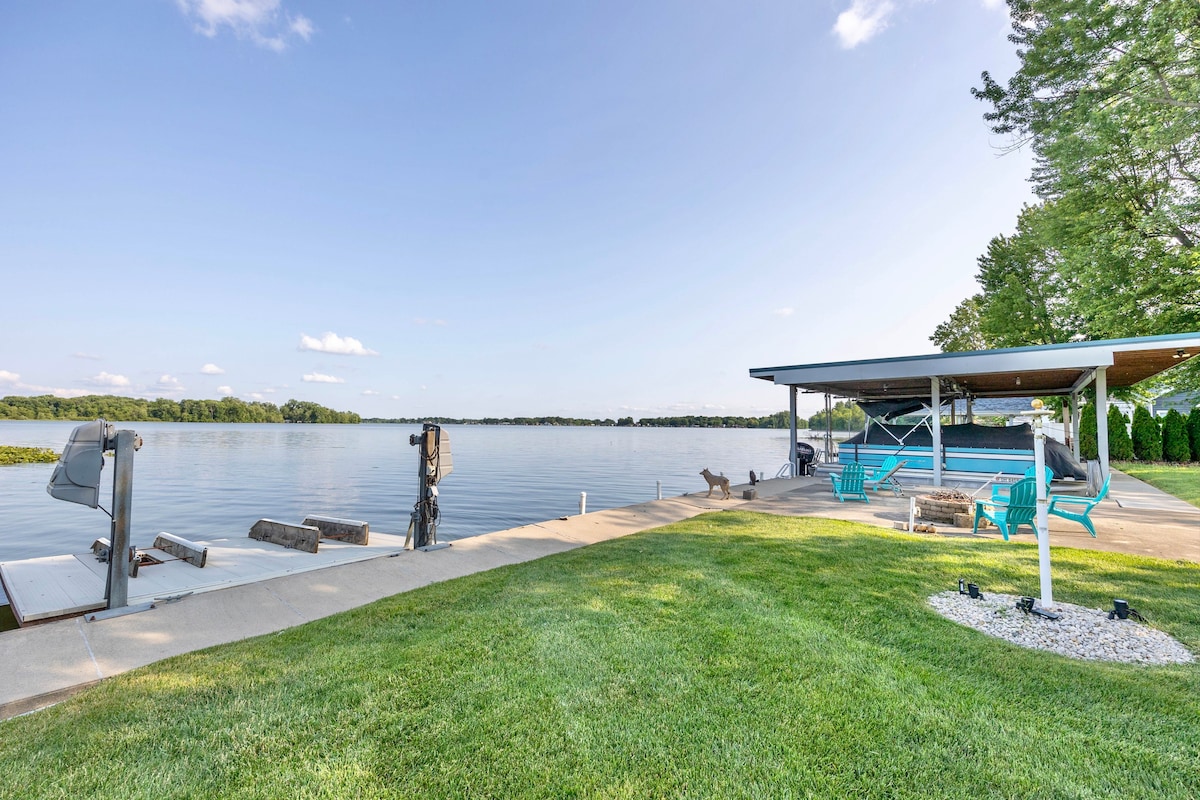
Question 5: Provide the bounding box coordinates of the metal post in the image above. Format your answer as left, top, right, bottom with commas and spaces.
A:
930, 378, 943, 487
824, 393, 834, 465
1069, 394, 1081, 461
579, 492, 587, 515
1026, 403, 1054, 606
789, 386, 798, 477
1095, 367, 1109, 481
656, 480, 662, 500
106, 430, 136, 610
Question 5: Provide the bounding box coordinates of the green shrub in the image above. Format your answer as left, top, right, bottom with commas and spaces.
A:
1188, 408, 1200, 461
1078, 402, 1098, 460
1106, 406, 1133, 460
1162, 409, 1191, 463
1131, 405, 1163, 461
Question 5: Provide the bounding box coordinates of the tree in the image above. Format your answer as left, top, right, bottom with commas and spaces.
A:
1161, 409, 1191, 462
1188, 407, 1200, 461
1107, 406, 1134, 461
1078, 402, 1098, 460
935, 0, 1200, 393
1131, 405, 1163, 461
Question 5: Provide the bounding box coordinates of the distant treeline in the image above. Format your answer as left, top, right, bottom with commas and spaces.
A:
0, 395, 361, 424
363, 412, 795, 428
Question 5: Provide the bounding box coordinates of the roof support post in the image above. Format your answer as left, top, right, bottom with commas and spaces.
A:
1069, 394, 1081, 461
1095, 367, 1109, 482
789, 385, 798, 477
824, 393, 834, 462
930, 377, 942, 487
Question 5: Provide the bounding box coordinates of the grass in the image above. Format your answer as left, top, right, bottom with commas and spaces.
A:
1113, 461, 1200, 507
0, 445, 58, 465
1, 512, 1198, 799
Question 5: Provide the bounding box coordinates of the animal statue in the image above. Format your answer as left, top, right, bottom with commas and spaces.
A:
700, 468, 731, 500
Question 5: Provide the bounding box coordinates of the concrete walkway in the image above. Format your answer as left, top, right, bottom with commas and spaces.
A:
1, 472, 1195, 720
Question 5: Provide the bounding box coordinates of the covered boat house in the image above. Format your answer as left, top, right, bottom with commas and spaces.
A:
749, 332, 1200, 487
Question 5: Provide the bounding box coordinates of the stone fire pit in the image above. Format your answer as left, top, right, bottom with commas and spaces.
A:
915, 490, 974, 525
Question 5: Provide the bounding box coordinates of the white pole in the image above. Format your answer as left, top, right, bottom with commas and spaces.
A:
656, 480, 662, 500
579, 491, 587, 515
930, 378, 943, 487
909, 496, 916, 532
1024, 401, 1054, 607
1095, 367, 1110, 481
789, 386, 799, 478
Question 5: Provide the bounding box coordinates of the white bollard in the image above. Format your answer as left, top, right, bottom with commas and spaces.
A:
656, 480, 662, 500
579, 491, 587, 515
909, 496, 916, 532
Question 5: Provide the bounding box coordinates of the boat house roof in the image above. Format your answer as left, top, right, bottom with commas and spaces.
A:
749, 332, 1200, 402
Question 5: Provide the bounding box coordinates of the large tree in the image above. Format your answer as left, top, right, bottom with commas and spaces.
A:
936, 0, 1200, 387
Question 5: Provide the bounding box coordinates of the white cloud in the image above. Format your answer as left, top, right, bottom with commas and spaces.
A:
155, 375, 185, 395
413, 318, 448, 327
299, 332, 379, 356
72, 352, 102, 360
362, 389, 380, 395
176, 0, 315, 52
833, 0, 896, 48
89, 371, 131, 388
303, 372, 345, 384
981, 0, 1005, 8
201, 363, 226, 375
248, 392, 265, 400
773, 308, 795, 317
0, 370, 89, 398
217, 385, 234, 395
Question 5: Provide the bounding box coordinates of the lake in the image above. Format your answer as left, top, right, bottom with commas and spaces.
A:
1, 422, 802, 600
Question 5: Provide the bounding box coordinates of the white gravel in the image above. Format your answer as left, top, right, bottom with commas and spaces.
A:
928, 590, 1195, 665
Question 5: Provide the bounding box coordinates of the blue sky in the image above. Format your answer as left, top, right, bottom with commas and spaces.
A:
1, 0, 1031, 420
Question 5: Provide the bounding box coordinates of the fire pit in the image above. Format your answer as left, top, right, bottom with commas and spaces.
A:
915, 490, 973, 524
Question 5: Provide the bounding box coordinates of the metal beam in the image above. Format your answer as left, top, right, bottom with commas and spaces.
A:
930, 377, 942, 487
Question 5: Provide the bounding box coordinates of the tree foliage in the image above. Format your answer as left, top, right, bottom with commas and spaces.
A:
807, 401, 866, 432
1161, 409, 1192, 462
1131, 405, 1163, 461
0, 395, 359, 424
935, 0, 1200, 391
1106, 406, 1134, 461
1078, 401, 1098, 460
1188, 408, 1200, 460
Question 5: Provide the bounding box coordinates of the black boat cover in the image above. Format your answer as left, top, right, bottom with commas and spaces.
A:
844, 422, 1088, 480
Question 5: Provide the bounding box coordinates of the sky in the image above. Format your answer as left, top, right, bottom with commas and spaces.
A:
0, 0, 1034, 421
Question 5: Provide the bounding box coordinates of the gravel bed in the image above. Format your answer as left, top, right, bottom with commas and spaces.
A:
928, 590, 1195, 665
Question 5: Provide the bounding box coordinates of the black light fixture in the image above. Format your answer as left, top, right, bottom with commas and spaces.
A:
1173, 349, 1191, 359
1109, 599, 1146, 621
1016, 596, 1036, 614
968, 583, 984, 599
1015, 595, 1061, 619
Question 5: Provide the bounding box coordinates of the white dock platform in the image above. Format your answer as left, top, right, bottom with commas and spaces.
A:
0, 532, 408, 626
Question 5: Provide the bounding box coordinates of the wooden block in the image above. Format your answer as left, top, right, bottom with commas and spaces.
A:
893, 521, 909, 531
152, 532, 209, 568
248, 519, 320, 553
301, 515, 369, 545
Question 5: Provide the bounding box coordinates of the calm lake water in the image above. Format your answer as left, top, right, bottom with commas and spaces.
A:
1, 422, 800, 600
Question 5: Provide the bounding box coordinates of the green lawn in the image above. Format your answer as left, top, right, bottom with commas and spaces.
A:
1, 513, 1197, 799
1114, 461, 1200, 507
0, 445, 58, 465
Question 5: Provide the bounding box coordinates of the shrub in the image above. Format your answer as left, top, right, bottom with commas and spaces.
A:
1106, 406, 1134, 460
1079, 402, 1098, 461
1162, 409, 1191, 463
1131, 405, 1163, 462
1188, 408, 1200, 461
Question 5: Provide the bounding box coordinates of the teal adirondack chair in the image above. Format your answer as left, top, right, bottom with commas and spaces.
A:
830, 462, 870, 503
1047, 473, 1111, 537
973, 477, 1037, 540
991, 464, 1053, 501
866, 456, 907, 495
